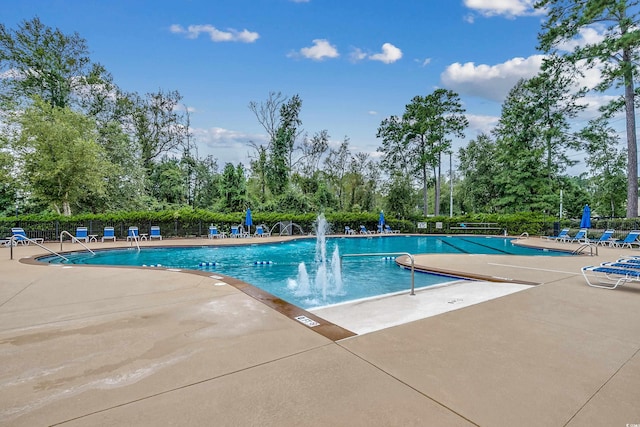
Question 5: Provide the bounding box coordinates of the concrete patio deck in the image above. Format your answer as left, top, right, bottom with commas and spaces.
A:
1, 235, 639, 426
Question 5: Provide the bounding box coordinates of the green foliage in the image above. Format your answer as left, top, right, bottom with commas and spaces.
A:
15, 99, 114, 216
0, 17, 92, 109
377, 89, 467, 216
536, 0, 640, 217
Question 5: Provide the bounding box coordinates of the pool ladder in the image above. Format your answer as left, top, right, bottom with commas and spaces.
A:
340, 252, 416, 296
572, 242, 598, 256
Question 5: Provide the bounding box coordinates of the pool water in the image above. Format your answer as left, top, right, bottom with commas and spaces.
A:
42, 236, 568, 309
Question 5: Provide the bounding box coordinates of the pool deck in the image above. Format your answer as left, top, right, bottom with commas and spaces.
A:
1, 235, 640, 426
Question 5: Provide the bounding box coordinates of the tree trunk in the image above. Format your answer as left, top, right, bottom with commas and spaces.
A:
435, 152, 442, 216
422, 167, 428, 216
623, 47, 638, 218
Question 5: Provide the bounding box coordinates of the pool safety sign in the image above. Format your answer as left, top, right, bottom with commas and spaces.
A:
295, 315, 320, 327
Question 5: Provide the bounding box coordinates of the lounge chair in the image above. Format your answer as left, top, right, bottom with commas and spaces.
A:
612, 230, 640, 248
254, 225, 270, 237
582, 262, 640, 289
126, 226, 139, 241
208, 226, 226, 239
149, 226, 162, 240
230, 225, 249, 238
359, 225, 373, 235
589, 229, 615, 246
11, 227, 29, 245
543, 228, 570, 241
561, 228, 588, 243
102, 226, 116, 242
344, 226, 356, 235
11, 227, 43, 245
74, 226, 89, 243
384, 224, 400, 234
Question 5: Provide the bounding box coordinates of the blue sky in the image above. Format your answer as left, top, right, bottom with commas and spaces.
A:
4, 0, 606, 170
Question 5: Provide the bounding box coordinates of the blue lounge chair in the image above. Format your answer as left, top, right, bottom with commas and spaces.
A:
11, 227, 43, 245
582, 262, 640, 289
74, 226, 89, 243
561, 228, 588, 243
11, 227, 29, 245
344, 226, 355, 235
384, 224, 400, 234
543, 228, 570, 241
208, 226, 226, 239
126, 226, 139, 241
230, 225, 249, 238
590, 229, 615, 246
254, 225, 270, 237
612, 230, 640, 248
359, 225, 373, 235
149, 226, 162, 240
102, 226, 116, 242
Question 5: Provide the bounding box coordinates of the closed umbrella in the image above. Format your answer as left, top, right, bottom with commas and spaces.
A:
379, 211, 385, 233
580, 204, 591, 229
245, 208, 253, 236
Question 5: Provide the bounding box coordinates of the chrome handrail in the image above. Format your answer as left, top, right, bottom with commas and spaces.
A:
573, 242, 598, 256
10, 236, 69, 261
60, 231, 95, 255
128, 234, 140, 251
341, 252, 416, 295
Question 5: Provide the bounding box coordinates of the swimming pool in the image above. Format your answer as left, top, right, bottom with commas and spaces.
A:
41, 235, 569, 309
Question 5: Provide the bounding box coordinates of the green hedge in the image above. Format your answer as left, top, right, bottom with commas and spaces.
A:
2, 209, 638, 241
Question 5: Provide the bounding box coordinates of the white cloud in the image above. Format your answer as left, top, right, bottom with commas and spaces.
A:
295, 39, 339, 61
415, 58, 432, 67
463, 0, 543, 18
441, 55, 545, 102
466, 114, 500, 134
170, 24, 259, 43
349, 47, 367, 62
193, 127, 268, 165
369, 43, 403, 64
368, 110, 378, 115
556, 25, 606, 53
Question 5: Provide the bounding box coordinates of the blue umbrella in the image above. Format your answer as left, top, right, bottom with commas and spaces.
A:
580, 204, 591, 229
379, 211, 385, 226
245, 208, 253, 235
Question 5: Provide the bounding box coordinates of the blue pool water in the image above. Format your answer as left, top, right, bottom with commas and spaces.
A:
42, 235, 568, 309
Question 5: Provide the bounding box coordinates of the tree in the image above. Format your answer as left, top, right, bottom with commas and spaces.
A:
377, 89, 467, 216
218, 163, 247, 212
493, 80, 554, 213
91, 121, 147, 211
266, 95, 302, 194
0, 17, 98, 109
14, 99, 113, 215
130, 89, 189, 171
297, 130, 330, 177
536, 0, 640, 217
324, 137, 351, 209
579, 117, 628, 217
458, 133, 500, 213
492, 71, 582, 214
385, 173, 416, 219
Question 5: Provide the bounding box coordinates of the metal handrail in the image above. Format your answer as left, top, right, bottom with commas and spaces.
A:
572, 242, 598, 256
60, 231, 95, 255
10, 236, 69, 261
128, 234, 140, 251
341, 252, 416, 295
